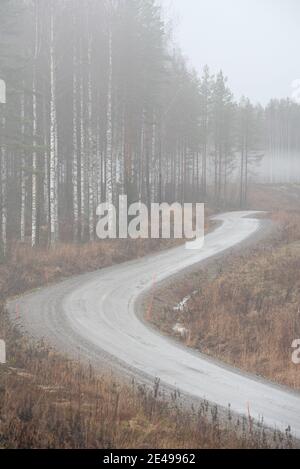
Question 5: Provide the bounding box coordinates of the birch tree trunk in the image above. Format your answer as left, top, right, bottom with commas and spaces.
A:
96, 118, 102, 205
1, 116, 7, 257
244, 145, 249, 206
151, 114, 156, 203
31, 71, 38, 246
49, 1, 58, 246
20, 92, 26, 243
79, 43, 86, 241
31, 0, 39, 247
72, 15, 79, 242
139, 109, 145, 202
43, 92, 49, 226
105, 28, 113, 207
240, 145, 245, 208
87, 34, 94, 241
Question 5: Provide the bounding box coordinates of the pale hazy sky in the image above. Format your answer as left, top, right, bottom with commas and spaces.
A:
161, 0, 300, 104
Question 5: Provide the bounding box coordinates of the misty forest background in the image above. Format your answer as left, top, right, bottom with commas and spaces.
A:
1, 0, 300, 256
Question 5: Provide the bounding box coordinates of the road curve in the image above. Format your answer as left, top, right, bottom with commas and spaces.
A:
8, 211, 300, 438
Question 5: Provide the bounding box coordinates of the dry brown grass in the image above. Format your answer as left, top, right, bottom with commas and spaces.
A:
1, 306, 285, 449
248, 183, 300, 212
150, 210, 300, 391
0, 216, 283, 449
0, 204, 296, 448
0, 206, 215, 300
0, 238, 180, 300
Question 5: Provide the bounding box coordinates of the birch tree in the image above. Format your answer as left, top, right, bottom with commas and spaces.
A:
88, 40, 94, 241
0, 115, 7, 257
31, 0, 40, 247
20, 91, 26, 242
0, 0, 297, 253
49, 1, 58, 245
105, 26, 113, 207
72, 8, 79, 241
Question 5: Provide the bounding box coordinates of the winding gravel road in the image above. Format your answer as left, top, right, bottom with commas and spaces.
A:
8, 211, 300, 438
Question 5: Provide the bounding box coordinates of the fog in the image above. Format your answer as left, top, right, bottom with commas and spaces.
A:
162, 0, 300, 105
1, 0, 300, 454
1, 0, 300, 253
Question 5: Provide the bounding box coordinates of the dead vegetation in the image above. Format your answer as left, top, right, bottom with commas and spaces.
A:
150, 210, 300, 391
0, 238, 179, 300
0, 198, 297, 448
248, 183, 300, 212
0, 215, 284, 449
0, 206, 216, 300
1, 305, 289, 449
